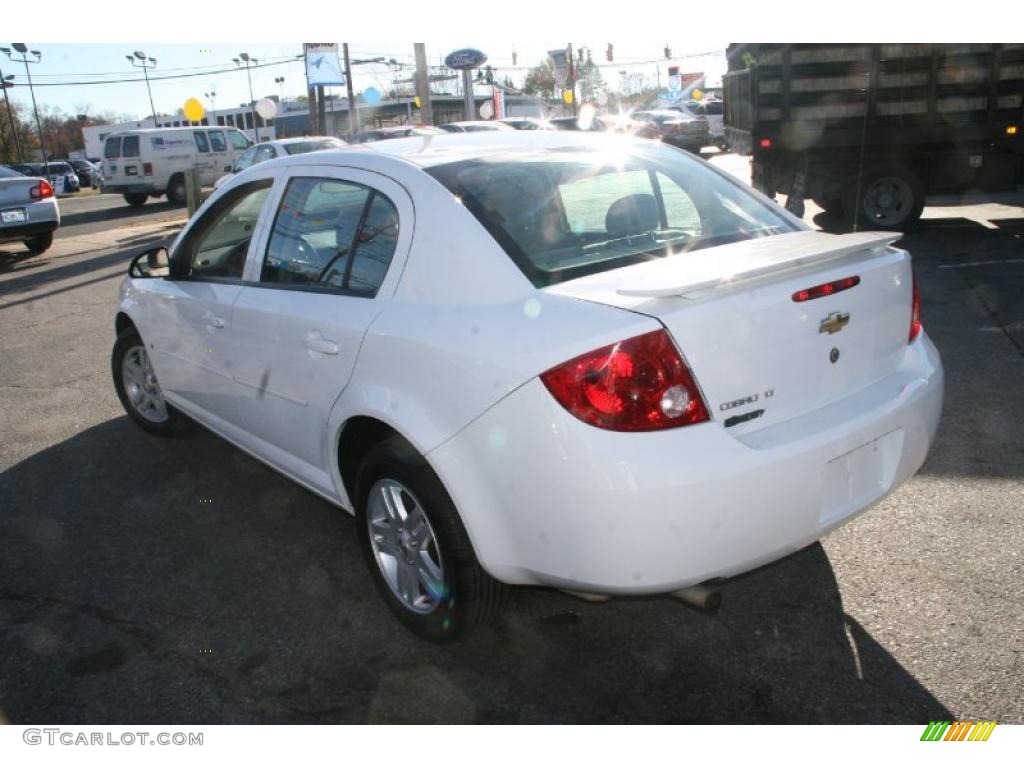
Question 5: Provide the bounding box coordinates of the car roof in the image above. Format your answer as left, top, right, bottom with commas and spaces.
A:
290, 130, 660, 170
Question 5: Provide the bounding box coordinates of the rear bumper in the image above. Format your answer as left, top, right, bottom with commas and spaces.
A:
428, 334, 944, 593
0, 219, 59, 243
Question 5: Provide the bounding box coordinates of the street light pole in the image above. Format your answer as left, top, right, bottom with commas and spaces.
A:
2, 45, 47, 168
0, 69, 23, 163
127, 51, 158, 126
234, 53, 259, 141
205, 91, 217, 119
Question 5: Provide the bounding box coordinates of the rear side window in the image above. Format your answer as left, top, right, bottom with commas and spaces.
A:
193, 132, 210, 153
122, 136, 140, 158
105, 137, 122, 159
261, 177, 399, 296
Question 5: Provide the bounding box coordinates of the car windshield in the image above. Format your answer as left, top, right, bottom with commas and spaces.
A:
427, 143, 796, 288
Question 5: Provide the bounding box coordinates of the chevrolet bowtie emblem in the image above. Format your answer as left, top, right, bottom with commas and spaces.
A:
819, 311, 850, 334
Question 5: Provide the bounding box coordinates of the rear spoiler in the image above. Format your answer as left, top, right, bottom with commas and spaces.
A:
616, 231, 901, 299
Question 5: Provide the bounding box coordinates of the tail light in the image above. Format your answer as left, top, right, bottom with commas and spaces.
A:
30, 180, 54, 200
759, 137, 773, 148
143, 163, 153, 176
540, 329, 709, 431
909, 270, 922, 342
792, 275, 860, 302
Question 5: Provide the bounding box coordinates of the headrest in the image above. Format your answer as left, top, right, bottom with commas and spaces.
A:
605, 193, 659, 238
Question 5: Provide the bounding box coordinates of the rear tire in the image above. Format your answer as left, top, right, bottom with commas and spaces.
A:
354, 435, 507, 642
166, 175, 187, 206
112, 327, 187, 436
843, 165, 924, 231
124, 193, 148, 208
23, 232, 53, 255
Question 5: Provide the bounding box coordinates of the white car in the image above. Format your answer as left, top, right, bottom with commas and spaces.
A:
213, 136, 347, 189
111, 132, 943, 641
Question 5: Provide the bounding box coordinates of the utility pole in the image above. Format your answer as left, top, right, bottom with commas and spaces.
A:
343, 44, 357, 136
0, 68, 23, 163
413, 43, 433, 125
567, 44, 577, 117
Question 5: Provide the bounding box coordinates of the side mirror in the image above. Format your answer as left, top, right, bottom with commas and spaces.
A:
129, 246, 170, 278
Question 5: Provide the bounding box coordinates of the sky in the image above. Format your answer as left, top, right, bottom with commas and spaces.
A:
1, 42, 729, 123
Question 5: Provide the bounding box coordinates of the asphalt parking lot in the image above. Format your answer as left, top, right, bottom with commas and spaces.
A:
1, 157, 1022, 724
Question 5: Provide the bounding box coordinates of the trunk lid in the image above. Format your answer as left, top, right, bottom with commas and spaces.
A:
545, 230, 913, 434
0, 177, 42, 207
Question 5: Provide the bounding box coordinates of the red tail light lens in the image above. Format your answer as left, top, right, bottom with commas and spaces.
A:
143, 162, 153, 176
540, 329, 709, 431
909, 270, 922, 342
30, 180, 54, 200
759, 138, 773, 148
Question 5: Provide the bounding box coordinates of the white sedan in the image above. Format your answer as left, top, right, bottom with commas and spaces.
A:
111, 132, 943, 642
213, 136, 347, 189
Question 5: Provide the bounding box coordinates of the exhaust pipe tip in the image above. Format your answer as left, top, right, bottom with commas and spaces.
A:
671, 585, 722, 614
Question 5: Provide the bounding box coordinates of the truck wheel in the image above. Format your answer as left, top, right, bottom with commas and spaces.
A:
166, 175, 187, 206
24, 232, 53, 255
812, 196, 844, 215
844, 166, 924, 230
124, 193, 148, 208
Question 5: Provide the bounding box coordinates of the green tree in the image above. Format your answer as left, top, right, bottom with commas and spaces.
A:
578, 61, 607, 103
523, 59, 556, 99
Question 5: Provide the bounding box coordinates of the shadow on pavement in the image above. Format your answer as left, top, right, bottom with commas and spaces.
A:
0, 417, 952, 724
58, 200, 183, 229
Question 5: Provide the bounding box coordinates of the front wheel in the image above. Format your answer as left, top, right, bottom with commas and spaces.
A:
111, 327, 187, 436
355, 436, 507, 642
166, 175, 187, 206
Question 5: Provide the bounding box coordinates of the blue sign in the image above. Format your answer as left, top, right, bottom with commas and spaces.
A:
444, 48, 487, 70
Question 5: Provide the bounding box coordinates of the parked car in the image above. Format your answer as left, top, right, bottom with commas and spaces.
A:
0, 164, 60, 254
18, 162, 80, 194
101, 126, 253, 207
112, 132, 943, 642
674, 99, 726, 150
549, 115, 608, 131
348, 125, 445, 144
66, 158, 101, 188
498, 117, 556, 131
213, 136, 348, 189
439, 121, 516, 133
631, 109, 710, 153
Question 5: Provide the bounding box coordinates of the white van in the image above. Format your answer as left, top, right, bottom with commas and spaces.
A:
101, 126, 253, 207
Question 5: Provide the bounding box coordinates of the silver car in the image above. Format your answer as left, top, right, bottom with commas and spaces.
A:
0, 165, 60, 255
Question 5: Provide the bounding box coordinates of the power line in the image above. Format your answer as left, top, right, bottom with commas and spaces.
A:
26, 56, 303, 87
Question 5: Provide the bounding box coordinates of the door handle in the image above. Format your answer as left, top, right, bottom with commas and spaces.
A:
304, 331, 339, 356
204, 312, 226, 329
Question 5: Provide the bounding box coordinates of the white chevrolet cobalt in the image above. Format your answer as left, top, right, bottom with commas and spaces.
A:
111, 132, 943, 641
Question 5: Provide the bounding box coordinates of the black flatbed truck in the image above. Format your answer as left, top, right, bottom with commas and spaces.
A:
724, 43, 1024, 229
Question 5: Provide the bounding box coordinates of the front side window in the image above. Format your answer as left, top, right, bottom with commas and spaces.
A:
229, 130, 251, 150
193, 132, 210, 153
104, 137, 122, 159
208, 130, 227, 152
122, 136, 140, 158
176, 181, 272, 280
427, 144, 795, 287
261, 177, 399, 295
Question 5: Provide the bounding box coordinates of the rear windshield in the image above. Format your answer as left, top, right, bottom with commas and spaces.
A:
104, 137, 121, 159
0, 166, 20, 178
426, 144, 796, 287
283, 140, 339, 155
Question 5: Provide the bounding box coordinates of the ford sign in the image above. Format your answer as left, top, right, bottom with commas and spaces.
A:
444, 48, 487, 70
